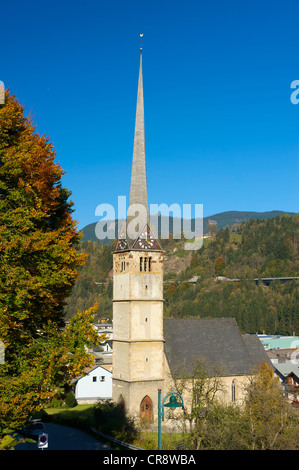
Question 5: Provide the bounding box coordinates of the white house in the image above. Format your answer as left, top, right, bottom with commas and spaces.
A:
74, 366, 112, 404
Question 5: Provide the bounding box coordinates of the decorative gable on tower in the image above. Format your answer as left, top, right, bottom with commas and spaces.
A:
115, 222, 128, 251
131, 224, 161, 251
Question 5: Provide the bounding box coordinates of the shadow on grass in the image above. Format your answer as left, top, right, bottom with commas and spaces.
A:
43, 402, 139, 448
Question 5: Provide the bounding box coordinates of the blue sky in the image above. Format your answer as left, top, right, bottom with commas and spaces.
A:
1, 0, 299, 229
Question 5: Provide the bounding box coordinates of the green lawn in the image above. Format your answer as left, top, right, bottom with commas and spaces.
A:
44, 405, 97, 429
135, 432, 186, 450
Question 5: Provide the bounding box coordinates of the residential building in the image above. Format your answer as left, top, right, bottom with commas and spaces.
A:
74, 365, 112, 404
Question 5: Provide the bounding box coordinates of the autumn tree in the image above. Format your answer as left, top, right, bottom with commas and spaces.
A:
215, 256, 226, 276
243, 362, 299, 450
0, 90, 97, 438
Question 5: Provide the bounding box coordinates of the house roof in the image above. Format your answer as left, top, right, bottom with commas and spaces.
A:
163, 318, 271, 378
260, 336, 299, 350
274, 363, 299, 380
71, 365, 112, 384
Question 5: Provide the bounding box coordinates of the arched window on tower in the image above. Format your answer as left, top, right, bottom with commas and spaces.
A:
119, 395, 125, 412
148, 257, 152, 272
140, 257, 143, 272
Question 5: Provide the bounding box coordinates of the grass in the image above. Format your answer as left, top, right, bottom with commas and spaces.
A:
133, 431, 186, 450
45, 405, 96, 428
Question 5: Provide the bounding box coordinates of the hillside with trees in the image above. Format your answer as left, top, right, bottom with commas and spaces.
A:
64, 214, 299, 335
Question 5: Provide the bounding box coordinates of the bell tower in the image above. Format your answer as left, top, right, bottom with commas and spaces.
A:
112, 40, 164, 422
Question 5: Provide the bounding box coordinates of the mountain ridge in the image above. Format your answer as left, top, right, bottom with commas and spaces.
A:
81, 210, 296, 243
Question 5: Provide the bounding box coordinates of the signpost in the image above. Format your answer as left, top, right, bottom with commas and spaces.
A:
38, 433, 48, 450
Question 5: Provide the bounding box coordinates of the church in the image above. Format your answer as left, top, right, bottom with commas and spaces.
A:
112, 43, 270, 424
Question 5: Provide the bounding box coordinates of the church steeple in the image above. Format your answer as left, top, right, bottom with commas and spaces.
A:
129, 36, 148, 215
115, 37, 160, 252
126, 39, 149, 244
112, 41, 164, 422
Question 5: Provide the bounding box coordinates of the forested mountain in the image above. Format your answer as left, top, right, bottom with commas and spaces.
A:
64, 213, 299, 335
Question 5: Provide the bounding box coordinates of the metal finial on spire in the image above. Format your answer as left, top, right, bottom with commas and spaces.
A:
140, 33, 143, 52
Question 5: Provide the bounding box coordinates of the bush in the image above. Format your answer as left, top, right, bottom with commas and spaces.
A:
65, 391, 77, 408
93, 402, 139, 443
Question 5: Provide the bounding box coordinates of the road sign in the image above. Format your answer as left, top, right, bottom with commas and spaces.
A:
38, 433, 48, 449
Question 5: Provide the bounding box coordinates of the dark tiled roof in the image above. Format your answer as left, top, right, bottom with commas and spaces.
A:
163, 318, 270, 377
241, 334, 273, 369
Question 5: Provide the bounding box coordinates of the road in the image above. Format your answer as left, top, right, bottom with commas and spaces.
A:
16, 423, 112, 451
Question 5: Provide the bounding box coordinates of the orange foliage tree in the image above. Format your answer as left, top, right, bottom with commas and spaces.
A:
0, 91, 98, 438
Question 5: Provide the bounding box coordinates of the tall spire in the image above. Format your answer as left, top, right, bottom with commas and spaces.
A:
127, 36, 149, 242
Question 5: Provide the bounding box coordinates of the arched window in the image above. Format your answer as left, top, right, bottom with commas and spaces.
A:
232, 379, 236, 402
148, 257, 152, 272
118, 395, 125, 412
140, 395, 153, 422
144, 257, 147, 271
140, 257, 143, 272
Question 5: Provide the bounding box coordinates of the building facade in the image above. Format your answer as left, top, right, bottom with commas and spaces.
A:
74, 366, 112, 404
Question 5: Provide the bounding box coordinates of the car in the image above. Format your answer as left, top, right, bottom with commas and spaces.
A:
25, 420, 46, 440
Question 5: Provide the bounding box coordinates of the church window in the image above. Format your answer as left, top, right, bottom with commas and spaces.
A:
119, 395, 125, 412
140, 257, 143, 271
232, 379, 236, 402
148, 257, 152, 271
144, 257, 147, 271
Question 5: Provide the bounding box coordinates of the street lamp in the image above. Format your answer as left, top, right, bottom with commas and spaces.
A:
158, 389, 184, 450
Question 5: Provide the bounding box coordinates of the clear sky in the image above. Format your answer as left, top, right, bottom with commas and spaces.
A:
1, 0, 299, 229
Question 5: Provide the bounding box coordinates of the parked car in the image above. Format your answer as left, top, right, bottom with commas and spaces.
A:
24, 420, 46, 440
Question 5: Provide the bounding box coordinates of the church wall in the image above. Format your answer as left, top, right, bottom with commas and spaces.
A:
130, 301, 163, 340
162, 354, 253, 430
113, 251, 163, 301
129, 341, 164, 381
113, 378, 164, 422
113, 301, 130, 340
112, 341, 130, 381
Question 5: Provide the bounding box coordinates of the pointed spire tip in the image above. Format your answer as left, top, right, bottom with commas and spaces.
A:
140, 33, 143, 52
